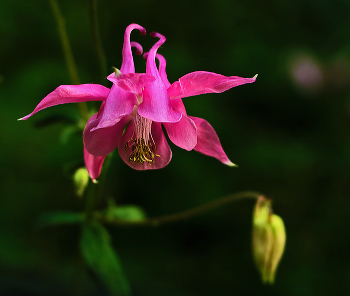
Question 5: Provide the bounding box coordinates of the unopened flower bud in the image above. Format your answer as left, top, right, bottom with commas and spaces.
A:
73, 167, 90, 197
252, 196, 286, 284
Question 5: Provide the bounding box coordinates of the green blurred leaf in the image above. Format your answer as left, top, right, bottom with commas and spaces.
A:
106, 203, 146, 222
36, 211, 84, 229
60, 125, 80, 144
80, 222, 131, 296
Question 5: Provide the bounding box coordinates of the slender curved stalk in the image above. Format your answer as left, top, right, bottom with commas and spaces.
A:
49, 0, 90, 121
89, 0, 108, 83
96, 191, 264, 227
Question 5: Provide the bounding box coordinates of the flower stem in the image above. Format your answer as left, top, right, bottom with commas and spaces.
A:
49, 0, 90, 121
96, 191, 264, 227
89, 0, 108, 84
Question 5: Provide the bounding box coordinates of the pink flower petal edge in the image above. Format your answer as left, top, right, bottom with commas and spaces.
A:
108, 73, 155, 97
190, 116, 237, 167
84, 113, 131, 156
18, 84, 110, 120
84, 146, 106, 182
138, 32, 182, 123
167, 71, 258, 100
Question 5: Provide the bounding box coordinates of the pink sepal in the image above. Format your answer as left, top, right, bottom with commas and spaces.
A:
84, 113, 130, 156
84, 146, 106, 181
163, 115, 197, 151
108, 72, 155, 96
167, 71, 257, 99
19, 84, 109, 120
91, 84, 136, 131
190, 116, 236, 166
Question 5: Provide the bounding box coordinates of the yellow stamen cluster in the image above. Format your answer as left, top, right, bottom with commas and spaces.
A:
125, 138, 160, 165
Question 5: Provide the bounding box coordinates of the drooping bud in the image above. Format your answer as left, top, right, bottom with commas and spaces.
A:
73, 167, 90, 197
252, 196, 286, 284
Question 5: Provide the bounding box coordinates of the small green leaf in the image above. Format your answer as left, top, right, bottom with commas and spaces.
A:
80, 222, 131, 296
106, 204, 146, 222
36, 211, 84, 229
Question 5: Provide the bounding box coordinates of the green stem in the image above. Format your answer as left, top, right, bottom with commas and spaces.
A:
49, 0, 90, 121
84, 181, 99, 221
96, 191, 263, 227
96, 152, 115, 200
89, 0, 108, 83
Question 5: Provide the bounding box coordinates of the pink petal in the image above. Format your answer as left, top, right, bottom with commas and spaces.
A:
142, 52, 171, 88
107, 72, 155, 97
156, 53, 171, 88
190, 116, 236, 166
118, 121, 172, 170
91, 83, 136, 130
163, 115, 197, 151
18, 84, 109, 120
167, 71, 257, 99
84, 113, 130, 156
92, 41, 149, 131
84, 146, 106, 181
138, 32, 181, 123
170, 98, 187, 115
120, 24, 146, 74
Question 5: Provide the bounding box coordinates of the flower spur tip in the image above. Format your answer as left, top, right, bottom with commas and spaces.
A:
127, 23, 146, 35
17, 115, 30, 121
227, 161, 238, 167
150, 32, 165, 40
131, 41, 143, 55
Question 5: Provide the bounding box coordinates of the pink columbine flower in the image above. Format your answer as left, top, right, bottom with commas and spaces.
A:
102, 32, 257, 172
19, 24, 257, 181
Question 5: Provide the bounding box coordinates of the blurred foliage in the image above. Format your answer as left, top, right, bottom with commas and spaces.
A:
80, 222, 130, 296
1, 0, 350, 295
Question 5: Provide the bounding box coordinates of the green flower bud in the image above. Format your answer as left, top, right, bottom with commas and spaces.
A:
73, 167, 90, 197
252, 196, 286, 284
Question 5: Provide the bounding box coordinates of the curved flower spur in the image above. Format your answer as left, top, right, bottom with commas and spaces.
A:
19, 24, 257, 181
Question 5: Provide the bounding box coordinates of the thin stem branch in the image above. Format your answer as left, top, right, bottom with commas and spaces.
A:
96, 191, 264, 227
49, 0, 90, 121
89, 0, 108, 83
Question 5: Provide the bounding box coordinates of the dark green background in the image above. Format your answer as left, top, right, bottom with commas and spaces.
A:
1, 0, 350, 295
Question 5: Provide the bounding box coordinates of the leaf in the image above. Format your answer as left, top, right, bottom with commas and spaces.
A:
60, 125, 80, 144
106, 204, 146, 222
80, 222, 131, 296
36, 211, 84, 229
